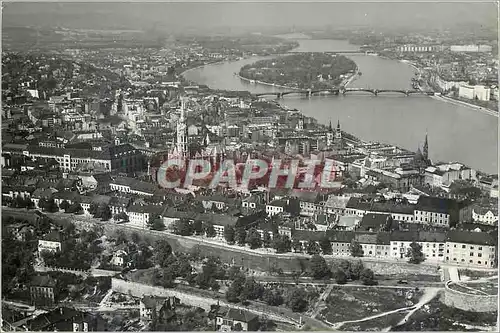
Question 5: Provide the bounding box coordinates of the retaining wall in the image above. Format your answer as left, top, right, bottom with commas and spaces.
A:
442, 281, 497, 313
110, 278, 299, 325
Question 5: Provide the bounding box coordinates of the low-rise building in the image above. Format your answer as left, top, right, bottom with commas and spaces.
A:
24, 307, 106, 331
445, 230, 497, 268
414, 196, 472, 227
215, 308, 259, 332
38, 231, 62, 255
139, 295, 179, 321
471, 205, 498, 226
30, 274, 57, 306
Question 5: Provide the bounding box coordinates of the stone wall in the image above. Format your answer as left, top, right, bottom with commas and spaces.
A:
110, 278, 299, 325
442, 281, 497, 313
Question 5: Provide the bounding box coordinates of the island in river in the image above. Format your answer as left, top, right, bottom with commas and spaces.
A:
238, 52, 357, 90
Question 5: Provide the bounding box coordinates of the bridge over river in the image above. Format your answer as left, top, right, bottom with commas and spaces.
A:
255, 87, 436, 99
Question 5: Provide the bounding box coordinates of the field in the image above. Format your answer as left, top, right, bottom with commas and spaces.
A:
340, 311, 408, 331
394, 298, 498, 331
319, 286, 423, 323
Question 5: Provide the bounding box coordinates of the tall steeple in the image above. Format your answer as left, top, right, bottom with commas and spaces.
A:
176, 97, 188, 160
328, 120, 333, 131
422, 132, 429, 160
337, 119, 341, 131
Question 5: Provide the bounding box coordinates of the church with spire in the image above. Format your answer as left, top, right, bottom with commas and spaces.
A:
167, 96, 226, 164
414, 133, 432, 169
326, 119, 344, 151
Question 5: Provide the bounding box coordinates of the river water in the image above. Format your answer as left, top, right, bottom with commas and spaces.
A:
184, 39, 498, 174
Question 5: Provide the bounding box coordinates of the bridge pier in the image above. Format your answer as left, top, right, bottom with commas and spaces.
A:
373, 90, 378, 96
307, 89, 312, 98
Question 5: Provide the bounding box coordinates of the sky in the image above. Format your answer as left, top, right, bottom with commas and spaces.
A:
2, 1, 498, 32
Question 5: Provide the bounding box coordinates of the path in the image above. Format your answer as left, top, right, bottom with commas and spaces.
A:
394, 287, 441, 327
307, 284, 334, 318
324, 287, 441, 330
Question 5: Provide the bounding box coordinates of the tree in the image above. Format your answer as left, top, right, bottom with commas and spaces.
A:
350, 240, 364, 257
334, 269, 348, 284
241, 278, 264, 301
173, 219, 193, 236
272, 234, 292, 253
41, 198, 59, 213
148, 216, 165, 231
263, 288, 284, 306
204, 222, 216, 238
361, 268, 377, 286
245, 228, 262, 249
94, 204, 111, 221
286, 288, 309, 312
67, 202, 83, 214
236, 228, 247, 246
59, 200, 70, 212
292, 239, 303, 253
306, 241, 321, 255
349, 260, 364, 280
319, 236, 333, 255
310, 255, 331, 279
116, 230, 127, 245
226, 281, 242, 303
89, 203, 99, 216
114, 212, 129, 222
130, 232, 141, 244
224, 225, 236, 244
209, 278, 220, 291
154, 240, 173, 267
37, 198, 47, 210
406, 241, 425, 264
262, 232, 272, 248
193, 220, 204, 235
161, 268, 176, 288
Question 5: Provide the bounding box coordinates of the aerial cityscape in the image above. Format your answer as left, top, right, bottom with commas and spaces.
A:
1, 2, 498, 332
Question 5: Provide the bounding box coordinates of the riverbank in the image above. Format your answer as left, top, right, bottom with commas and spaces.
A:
234, 72, 302, 90
236, 65, 360, 91
434, 94, 498, 117
389, 55, 498, 117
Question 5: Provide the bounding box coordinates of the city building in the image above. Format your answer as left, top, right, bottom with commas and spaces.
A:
215, 308, 259, 332
471, 205, 498, 226
24, 307, 106, 331
38, 231, 63, 255
459, 85, 491, 101
30, 274, 57, 306
139, 296, 179, 321
450, 44, 493, 53
414, 196, 472, 227
445, 230, 497, 268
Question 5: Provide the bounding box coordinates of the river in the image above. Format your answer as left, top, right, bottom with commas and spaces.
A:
183, 39, 498, 174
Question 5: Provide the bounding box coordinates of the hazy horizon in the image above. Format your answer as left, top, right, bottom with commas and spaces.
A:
3, 2, 498, 33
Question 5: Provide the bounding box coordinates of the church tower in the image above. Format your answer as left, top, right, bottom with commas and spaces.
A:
326, 120, 334, 148
422, 133, 429, 161
176, 98, 188, 160
335, 120, 342, 141
334, 120, 343, 150
297, 116, 304, 131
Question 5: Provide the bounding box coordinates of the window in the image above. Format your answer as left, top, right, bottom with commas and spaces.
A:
470, 260, 473, 263
478, 261, 482, 265
470, 246, 474, 250
462, 245, 466, 249
470, 252, 474, 257
478, 253, 482, 257
478, 247, 483, 250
